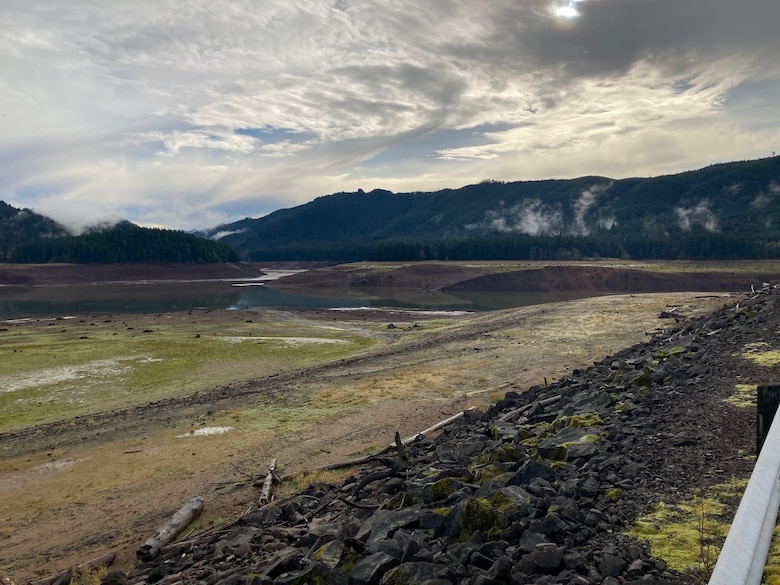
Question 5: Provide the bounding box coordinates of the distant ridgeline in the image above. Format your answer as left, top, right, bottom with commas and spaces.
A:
202, 156, 780, 261
0, 206, 238, 264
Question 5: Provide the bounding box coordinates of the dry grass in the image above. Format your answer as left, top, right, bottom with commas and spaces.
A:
274, 468, 356, 499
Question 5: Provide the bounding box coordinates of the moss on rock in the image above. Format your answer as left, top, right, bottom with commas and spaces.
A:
459, 498, 498, 542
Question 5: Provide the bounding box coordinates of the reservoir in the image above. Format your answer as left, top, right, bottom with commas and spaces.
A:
0, 278, 598, 319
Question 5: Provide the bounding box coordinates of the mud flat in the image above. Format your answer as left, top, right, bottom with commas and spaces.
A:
0, 295, 738, 580
1, 260, 773, 580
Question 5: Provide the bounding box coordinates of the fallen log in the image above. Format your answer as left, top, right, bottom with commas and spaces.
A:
398, 407, 476, 446
279, 451, 390, 481
136, 496, 204, 562
279, 407, 476, 481
258, 458, 278, 506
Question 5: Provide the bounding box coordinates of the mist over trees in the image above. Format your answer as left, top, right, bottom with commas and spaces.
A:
0, 212, 239, 264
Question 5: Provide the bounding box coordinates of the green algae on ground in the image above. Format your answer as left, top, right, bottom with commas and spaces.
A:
426, 478, 459, 501
0, 317, 376, 433
655, 346, 687, 360
627, 480, 747, 574
459, 498, 499, 541
764, 525, 780, 585
724, 384, 757, 408
555, 411, 603, 429
741, 342, 780, 367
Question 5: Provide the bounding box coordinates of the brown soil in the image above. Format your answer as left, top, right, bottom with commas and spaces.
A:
0, 262, 269, 286
443, 264, 780, 293
268, 260, 780, 292
0, 261, 762, 582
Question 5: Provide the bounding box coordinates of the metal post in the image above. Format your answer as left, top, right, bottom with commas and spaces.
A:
708, 392, 780, 585
758, 384, 780, 454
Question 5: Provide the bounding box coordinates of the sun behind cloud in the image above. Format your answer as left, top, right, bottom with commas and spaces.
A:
552, 0, 584, 19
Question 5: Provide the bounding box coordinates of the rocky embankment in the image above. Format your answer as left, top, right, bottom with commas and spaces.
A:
108, 289, 774, 585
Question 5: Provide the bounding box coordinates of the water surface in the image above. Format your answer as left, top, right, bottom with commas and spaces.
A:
0, 280, 604, 319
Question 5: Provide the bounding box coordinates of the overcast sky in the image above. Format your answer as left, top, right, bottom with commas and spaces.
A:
2, 0, 779, 231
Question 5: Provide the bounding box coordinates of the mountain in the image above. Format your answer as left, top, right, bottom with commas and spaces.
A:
203, 156, 780, 261
0, 206, 239, 264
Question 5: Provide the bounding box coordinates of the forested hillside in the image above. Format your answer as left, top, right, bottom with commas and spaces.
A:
6, 156, 780, 263
0, 207, 239, 264
0, 201, 70, 257
204, 156, 780, 261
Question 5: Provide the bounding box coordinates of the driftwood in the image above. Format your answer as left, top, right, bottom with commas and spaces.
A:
278, 450, 390, 482
279, 407, 479, 482
394, 431, 408, 462
397, 407, 476, 446
258, 458, 278, 506
33, 552, 117, 585
351, 431, 411, 495
497, 394, 562, 422
137, 496, 205, 562
281, 407, 478, 480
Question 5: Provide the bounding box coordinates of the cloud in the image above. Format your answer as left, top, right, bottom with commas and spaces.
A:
0, 0, 779, 229
208, 229, 246, 241
470, 199, 564, 236
675, 201, 719, 232
470, 183, 615, 237
572, 183, 611, 236
751, 181, 780, 209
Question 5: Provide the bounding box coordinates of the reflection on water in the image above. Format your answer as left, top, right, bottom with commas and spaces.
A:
0, 280, 605, 319
233, 285, 603, 312
0, 282, 242, 319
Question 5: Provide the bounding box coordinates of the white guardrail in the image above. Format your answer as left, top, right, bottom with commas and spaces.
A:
708, 402, 780, 585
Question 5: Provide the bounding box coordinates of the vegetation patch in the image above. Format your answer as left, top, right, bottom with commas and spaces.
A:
725, 384, 758, 408
764, 525, 780, 585
743, 350, 780, 367
0, 316, 375, 433
741, 342, 780, 367
276, 468, 355, 500
655, 346, 687, 360
459, 498, 498, 541
556, 412, 603, 429
627, 480, 747, 575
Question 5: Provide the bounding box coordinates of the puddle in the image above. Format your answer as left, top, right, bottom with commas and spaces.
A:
218, 336, 350, 346
1, 316, 76, 325
329, 307, 473, 316
0, 458, 85, 492
230, 270, 305, 287
176, 426, 234, 438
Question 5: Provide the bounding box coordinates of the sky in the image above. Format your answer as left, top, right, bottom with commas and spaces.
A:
1, 0, 779, 232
